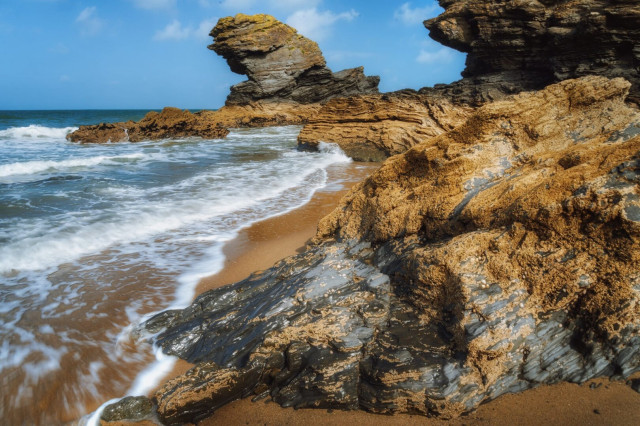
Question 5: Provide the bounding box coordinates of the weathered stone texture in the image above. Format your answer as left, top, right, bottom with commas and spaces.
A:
298, 92, 472, 161
210, 14, 380, 105
67, 107, 229, 143
425, 0, 640, 105
140, 77, 640, 424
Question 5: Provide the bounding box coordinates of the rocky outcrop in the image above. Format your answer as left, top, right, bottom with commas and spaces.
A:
67, 103, 325, 143
425, 0, 640, 106
133, 77, 640, 424
200, 102, 322, 128
67, 107, 229, 143
297, 0, 640, 161
298, 92, 472, 161
210, 14, 380, 105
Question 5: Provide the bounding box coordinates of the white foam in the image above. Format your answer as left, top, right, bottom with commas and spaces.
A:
0, 153, 146, 178
0, 125, 78, 139
0, 124, 359, 422
127, 346, 177, 396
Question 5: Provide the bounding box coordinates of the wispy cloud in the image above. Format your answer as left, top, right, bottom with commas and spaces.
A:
75, 7, 105, 36
219, 0, 256, 10
286, 8, 358, 41
220, 0, 321, 12
130, 0, 176, 10
416, 47, 455, 64
394, 2, 439, 26
154, 18, 217, 41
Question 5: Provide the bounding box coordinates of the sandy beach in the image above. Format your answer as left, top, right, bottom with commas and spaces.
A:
148, 161, 640, 426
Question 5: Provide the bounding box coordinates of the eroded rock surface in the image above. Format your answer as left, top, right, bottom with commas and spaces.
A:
67, 107, 229, 143
139, 77, 640, 424
297, 0, 640, 161
298, 92, 472, 161
425, 0, 640, 106
210, 14, 379, 105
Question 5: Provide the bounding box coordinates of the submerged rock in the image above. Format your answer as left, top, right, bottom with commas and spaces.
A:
142, 76, 640, 424
210, 14, 380, 105
67, 107, 229, 143
100, 396, 155, 423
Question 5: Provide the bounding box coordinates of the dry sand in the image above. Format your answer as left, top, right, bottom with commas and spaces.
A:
153, 162, 640, 426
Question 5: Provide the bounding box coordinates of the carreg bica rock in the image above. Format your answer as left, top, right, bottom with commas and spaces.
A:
210, 14, 380, 105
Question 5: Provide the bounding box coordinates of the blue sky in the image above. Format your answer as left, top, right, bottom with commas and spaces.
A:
0, 0, 465, 110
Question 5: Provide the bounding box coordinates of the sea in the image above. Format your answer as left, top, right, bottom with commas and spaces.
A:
0, 110, 356, 424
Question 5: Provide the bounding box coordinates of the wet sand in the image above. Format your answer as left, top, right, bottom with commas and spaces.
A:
152, 162, 640, 425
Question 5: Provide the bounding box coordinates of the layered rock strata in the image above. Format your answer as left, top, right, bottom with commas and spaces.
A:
132, 77, 640, 424
425, 0, 640, 106
298, 0, 640, 160
67, 103, 322, 143
67, 107, 229, 144
210, 14, 380, 105
298, 92, 472, 161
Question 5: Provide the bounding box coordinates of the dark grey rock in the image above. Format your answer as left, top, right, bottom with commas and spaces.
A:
100, 396, 155, 422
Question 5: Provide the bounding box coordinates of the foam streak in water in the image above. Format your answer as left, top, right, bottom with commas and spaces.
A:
0, 125, 78, 139
0, 153, 146, 178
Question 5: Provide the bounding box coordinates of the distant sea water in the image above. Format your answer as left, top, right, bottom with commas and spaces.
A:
0, 110, 353, 424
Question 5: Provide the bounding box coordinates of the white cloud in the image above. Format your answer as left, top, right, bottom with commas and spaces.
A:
286, 8, 358, 41
394, 2, 439, 26
131, 0, 176, 10
196, 18, 217, 40
59, 75, 71, 82
270, 0, 321, 10
75, 7, 105, 36
416, 47, 455, 64
154, 18, 217, 41
219, 0, 256, 10
219, 0, 321, 12
154, 20, 190, 40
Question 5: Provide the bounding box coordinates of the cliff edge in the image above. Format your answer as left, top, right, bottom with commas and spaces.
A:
299, 0, 640, 159
425, 0, 640, 106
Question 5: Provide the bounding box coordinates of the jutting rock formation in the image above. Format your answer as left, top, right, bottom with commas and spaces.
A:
123, 77, 640, 424
425, 0, 640, 106
210, 14, 380, 105
298, 0, 640, 160
68, 14, 377, 143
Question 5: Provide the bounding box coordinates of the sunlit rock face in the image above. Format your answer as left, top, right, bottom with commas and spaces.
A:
140, 77, 640, 424
209, 14, 380, 105
424, 0, 640, 106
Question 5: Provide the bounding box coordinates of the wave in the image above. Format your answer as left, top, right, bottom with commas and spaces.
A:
0, 153, 146, 178
0, 125, 78, 139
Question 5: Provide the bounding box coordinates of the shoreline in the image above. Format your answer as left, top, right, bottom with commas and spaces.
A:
146, 161, 380, 401
143, 161, 640, 425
